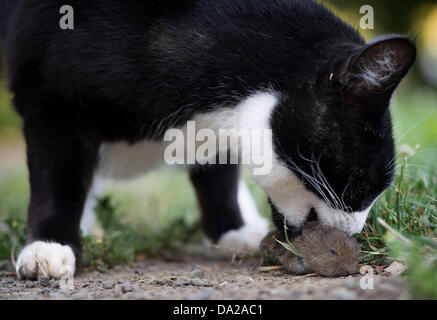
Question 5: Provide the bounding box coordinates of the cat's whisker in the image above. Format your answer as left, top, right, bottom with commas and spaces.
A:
304, 154, 340, 210
309, 162, 337, 209
385, 167, 397, 177
312, 162, 341, 210
297, 147, 316, 164
397, 132, 437, 144
293, 164, 332, 206
385, 154, 399, 169
313, 153, 344, 211
341, 181, 352, 214
296, 150, 347, 212
395, 110, 436, 144
285, 153, 336, 209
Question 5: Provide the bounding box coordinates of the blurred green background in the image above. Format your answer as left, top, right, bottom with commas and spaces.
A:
0, 0, 436, 243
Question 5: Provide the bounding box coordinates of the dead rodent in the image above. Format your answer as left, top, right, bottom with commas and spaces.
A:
260, 222, 360, 277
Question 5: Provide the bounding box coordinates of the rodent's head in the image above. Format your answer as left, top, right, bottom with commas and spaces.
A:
295, 222, 360, 277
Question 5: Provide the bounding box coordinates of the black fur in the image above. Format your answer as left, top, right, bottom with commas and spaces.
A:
0, 0, 415, 265
190, 157, 244, 243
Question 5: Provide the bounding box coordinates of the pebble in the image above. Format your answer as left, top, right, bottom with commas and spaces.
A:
102, 281, 115, 290
39, 288, 50, 296
50, 280, 60, 289
38, 276, 50, 287
25, 281, 37, 289
234, 275, 254, 284
122, 283, 134, 293
186, 267, 205, 279
113, 285, 123, 297
191, 279, 207, 287
148, 277, 173, 286
175, 277, 193, 286
175, 277, 210, 287
134, 270, 144, 276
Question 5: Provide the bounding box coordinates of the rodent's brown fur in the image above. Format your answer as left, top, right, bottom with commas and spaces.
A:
260, 222, 360, 277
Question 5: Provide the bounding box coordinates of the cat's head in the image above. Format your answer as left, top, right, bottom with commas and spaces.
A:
259, 35, 416, 235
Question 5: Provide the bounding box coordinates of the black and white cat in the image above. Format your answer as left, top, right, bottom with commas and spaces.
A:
0, 0, 415, 279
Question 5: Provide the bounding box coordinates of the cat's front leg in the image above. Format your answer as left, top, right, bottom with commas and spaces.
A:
15, 104, 99, 279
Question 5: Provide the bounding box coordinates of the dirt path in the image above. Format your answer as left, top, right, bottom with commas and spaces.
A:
0, 246, 411, 300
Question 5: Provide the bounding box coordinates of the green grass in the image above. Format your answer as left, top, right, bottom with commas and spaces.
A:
359, 158, 436, 264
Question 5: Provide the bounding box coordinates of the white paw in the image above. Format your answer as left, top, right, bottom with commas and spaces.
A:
16, 241, 76, 280
217, 224, 268, 255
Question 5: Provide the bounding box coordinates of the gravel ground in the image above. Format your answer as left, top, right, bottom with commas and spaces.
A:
0, 245, 411, 300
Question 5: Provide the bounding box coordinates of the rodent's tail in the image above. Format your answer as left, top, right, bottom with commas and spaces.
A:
0, 0, 21, 40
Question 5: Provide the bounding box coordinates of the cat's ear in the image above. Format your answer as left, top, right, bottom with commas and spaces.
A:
339, 35, 416, 96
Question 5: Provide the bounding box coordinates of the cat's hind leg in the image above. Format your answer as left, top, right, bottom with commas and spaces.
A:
190, 163, 268, 255
80, 177, 105, 235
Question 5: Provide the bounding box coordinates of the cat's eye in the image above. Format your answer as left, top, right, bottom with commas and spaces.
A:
330, 249, 338, 255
